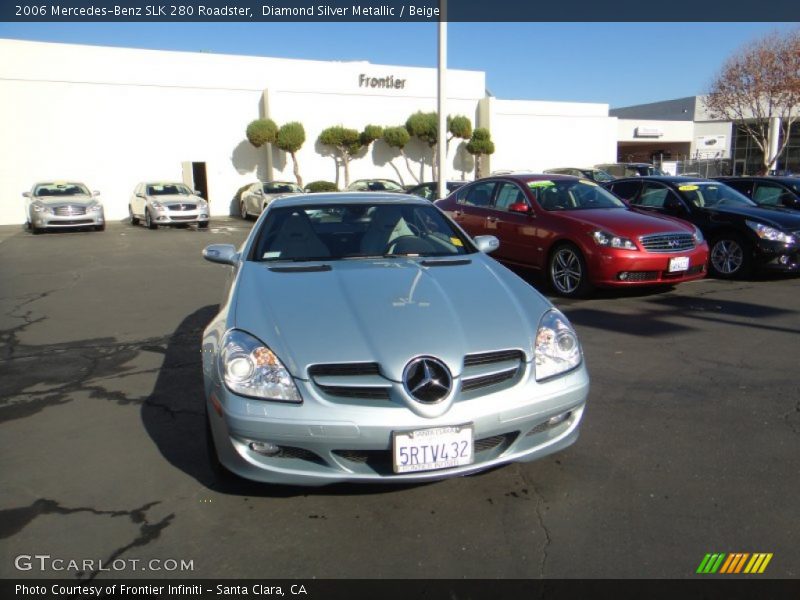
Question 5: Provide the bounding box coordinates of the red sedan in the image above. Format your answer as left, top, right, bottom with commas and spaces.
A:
435, 174, 709, 297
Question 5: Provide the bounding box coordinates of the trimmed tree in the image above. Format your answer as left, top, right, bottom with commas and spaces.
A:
275, 122, 306, 187
447, 115, 473, 153
381, 126, 415, 184
405, 111, 439, 180
705, 29, 800, 174
318, 126, 362, 187
466, 128, 496, 179
246, 118, 278, 148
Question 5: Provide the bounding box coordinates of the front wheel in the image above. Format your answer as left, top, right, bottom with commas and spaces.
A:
129, 206, 139, 226
145, 210, 158, 230
240, 201, 249, 220
709, 235, 752, 279
548, 244, 593, 298
198, 221, 209, 229
95, 223, 105, 232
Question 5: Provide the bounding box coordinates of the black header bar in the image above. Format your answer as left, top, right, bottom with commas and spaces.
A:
3, 0, 800, 22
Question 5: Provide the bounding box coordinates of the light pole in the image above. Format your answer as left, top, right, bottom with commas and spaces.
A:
436, 1, 447, 200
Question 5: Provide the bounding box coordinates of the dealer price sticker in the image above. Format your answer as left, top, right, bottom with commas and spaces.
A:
669, 256, 690, 272
393, 424, 474, 473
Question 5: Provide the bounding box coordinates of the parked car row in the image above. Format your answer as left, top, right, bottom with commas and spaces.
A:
435, 174, 709, 297
604, 176, 800, 278
22, 180, 211, 234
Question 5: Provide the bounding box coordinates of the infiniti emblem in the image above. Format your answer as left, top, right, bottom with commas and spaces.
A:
402, 357, 452, 404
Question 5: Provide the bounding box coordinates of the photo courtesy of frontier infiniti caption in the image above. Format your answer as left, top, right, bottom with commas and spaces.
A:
201, 192, 589, 486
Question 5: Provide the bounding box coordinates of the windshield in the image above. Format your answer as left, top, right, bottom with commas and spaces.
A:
34, 183, 90, 197
147, 183, 192, 196
252, 203, 474, 262
675, 183, 757, 208
264, 182, 303, 194
352, 180, 405, 192
528, 179, 627, 211
587, 169, 615, 182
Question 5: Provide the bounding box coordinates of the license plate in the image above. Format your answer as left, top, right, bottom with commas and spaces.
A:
668, 256, 690, 272
392, 424, 474, 474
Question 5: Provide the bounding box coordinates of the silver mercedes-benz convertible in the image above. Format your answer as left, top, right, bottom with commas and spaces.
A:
201, 193, 589, 486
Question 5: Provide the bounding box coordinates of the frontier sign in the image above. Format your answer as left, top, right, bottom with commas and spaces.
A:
359, 74, 407, 90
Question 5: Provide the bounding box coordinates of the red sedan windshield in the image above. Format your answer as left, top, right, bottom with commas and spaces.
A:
528, 180, 627, 211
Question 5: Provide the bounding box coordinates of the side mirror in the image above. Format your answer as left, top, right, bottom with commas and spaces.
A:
255, 189, 263, 196
203, 244, 239, 266
92, 190, 100, 197
194, 190, 202, 197
473, 235, 500, 254
136, 193, 146, 199
508, 202, 532, 215
22, 192, 31, 198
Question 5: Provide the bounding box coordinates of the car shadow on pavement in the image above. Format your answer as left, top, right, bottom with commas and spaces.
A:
140, 305, 427, 499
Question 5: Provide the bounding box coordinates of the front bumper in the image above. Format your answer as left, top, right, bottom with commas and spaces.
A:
152, 209, 208, 225
753, 239, 800, 272
31, 212, 104, 229
587, 244, 709, 287
206, 363, 590, 486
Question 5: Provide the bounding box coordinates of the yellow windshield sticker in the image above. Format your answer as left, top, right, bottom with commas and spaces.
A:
528, 180, 555, 188
679, 185, 699, 191
450, 237, 463, 247
579, 179, 598, 187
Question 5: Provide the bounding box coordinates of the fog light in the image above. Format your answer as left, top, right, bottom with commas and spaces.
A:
249, 441, 280, 456
547, 411, 572, 427
618, 272, 629, 281
779, 255, 790, 265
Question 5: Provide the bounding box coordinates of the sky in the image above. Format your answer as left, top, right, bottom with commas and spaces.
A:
1, 21, 798, 107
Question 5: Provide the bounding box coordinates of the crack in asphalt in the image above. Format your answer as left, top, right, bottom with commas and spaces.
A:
0, 499, 174, 581
517, 467, 551, 579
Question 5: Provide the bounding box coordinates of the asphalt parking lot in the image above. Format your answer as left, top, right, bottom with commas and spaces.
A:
1, 219, 798, 580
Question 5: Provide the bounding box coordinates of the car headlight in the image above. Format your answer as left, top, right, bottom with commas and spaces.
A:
746, 220, 795, 244
151, 200, 164, 210
691, 225, 704, 244
534, 309, 582, 381
219, 330, 302, 403
31, 201, 46, 213
87, 203, 102, 212
591, 230, 638, 250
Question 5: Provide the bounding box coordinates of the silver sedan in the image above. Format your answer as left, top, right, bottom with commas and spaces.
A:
239, 181, 304, 220
23, 181, 105, 233
129, 182, 209, 229
202, 193, 589, 486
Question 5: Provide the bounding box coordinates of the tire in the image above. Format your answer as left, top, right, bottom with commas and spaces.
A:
129, 206, 139, 226
95, 223, 105, 232
709, 234, 752, 279
240, 201, 249, 220
31, 225, 43, 235
198, 221, 209, 229
145, 209, 158, 230
548, 243, 594, 298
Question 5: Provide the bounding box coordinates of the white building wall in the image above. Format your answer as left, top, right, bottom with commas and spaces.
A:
488, 99, 618, 173
0, 39, 486, 225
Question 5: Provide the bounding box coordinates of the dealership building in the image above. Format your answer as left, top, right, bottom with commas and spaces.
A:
0, 38, 620, 225
2, 38, 793, 227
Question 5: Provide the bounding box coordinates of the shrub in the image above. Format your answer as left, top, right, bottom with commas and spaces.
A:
304, 180, 339, 193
